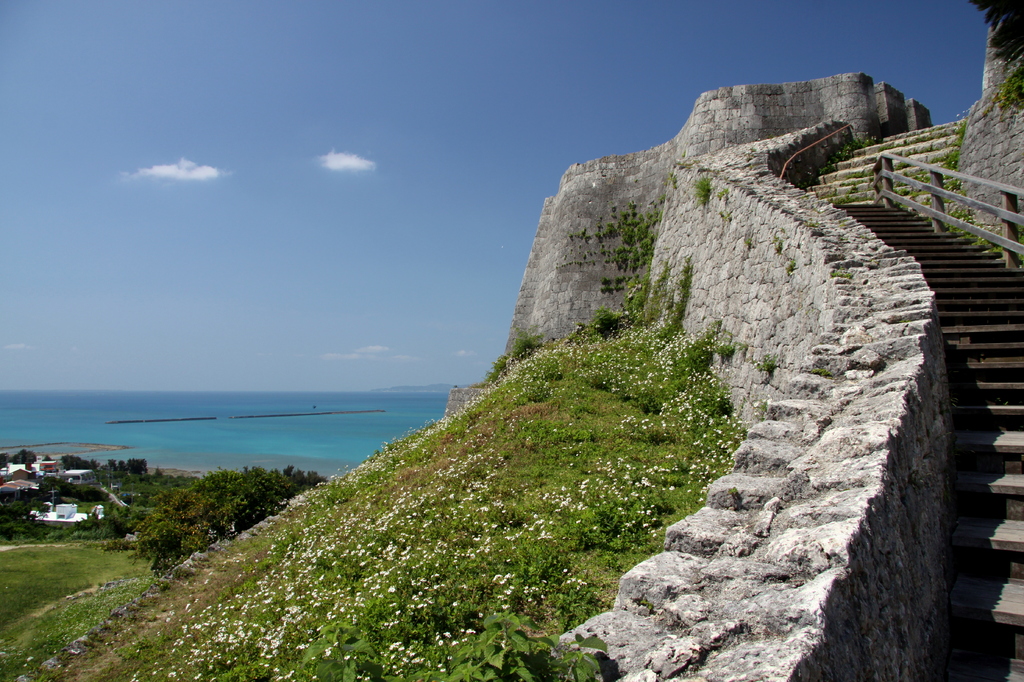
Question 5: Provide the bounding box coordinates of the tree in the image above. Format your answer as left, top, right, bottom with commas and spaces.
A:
125, 458, 148, 475
61, 454, 100, 470
134, 487, 230, 572
132, 467, 295, 572
972, 0, 1024, 62
11, 449, 36, 465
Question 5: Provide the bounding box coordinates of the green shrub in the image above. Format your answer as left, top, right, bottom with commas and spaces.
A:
304, 614, 606, 682
694, 176, 713, 206
754, 354, 779, 374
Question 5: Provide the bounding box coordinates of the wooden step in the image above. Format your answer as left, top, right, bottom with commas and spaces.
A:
951, 383, 1024, 391
957, 432, 1024, 454
955, 518, 1024, 552
942, 304, 1024, 314
944, 324, 1024, 334
958, 472, 1024, 495
923, 259, 1006, 266
947, 342, 1024, 351
942, 313, 1024, 320
952, 575, 1024, 626
949, 649, 1024, 682
929, 270, 1024, 277
956, 406, 1024, 416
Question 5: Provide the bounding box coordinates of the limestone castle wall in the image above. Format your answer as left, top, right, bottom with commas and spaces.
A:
506, 74, 927, 353
961, 33, 1024, 209
561, 125, 956, 681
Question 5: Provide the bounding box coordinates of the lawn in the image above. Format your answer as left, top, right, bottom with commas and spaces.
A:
0, 543, 151, 681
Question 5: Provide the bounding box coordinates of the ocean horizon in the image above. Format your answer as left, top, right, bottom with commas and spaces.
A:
0, 390, 449, 476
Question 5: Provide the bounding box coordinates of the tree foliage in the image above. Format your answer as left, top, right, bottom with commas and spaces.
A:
972, 0, 1024, 63
133, 467, 295, 572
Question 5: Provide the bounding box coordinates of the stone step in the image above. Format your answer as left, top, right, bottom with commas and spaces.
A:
827, 143, 956, 179
957, 471, 1024, 495
845, 122, 961, 161
957, 431, 1024, 454
952, 575, 1024, 627
949, 649, 1024, 682
873, 120, 961, 145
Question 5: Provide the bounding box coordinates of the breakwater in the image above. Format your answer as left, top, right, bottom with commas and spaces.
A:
228, 410, 385, 419
107, 410, 386, 424
106, 417, 217, 424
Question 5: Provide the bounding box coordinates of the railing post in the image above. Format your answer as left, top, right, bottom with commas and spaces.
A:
1003, 191, 1021, 269
881, 157, 894, 209
929, 170, 947, 233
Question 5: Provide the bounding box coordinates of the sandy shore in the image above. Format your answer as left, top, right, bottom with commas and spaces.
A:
2, 442, 132, 456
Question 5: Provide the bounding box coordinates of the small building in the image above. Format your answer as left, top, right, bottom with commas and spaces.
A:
36, 459, 59, 474
0, 479, 40, 502
8, 464, 34, 481
32, 502, 89, 525
58, 469, 96, 485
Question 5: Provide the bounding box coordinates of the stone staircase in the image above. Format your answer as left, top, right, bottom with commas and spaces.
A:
814, 121, 962, 205
839, 205, 1024, 681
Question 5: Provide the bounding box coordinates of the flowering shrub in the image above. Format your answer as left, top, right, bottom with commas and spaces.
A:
303, 613, 606, 682
58, 323, 743, 682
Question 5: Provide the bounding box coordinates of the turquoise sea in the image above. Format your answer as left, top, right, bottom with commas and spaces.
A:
0, 391, 449, 476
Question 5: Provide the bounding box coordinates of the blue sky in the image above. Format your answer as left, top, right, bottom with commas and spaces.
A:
0, 0, 990, 391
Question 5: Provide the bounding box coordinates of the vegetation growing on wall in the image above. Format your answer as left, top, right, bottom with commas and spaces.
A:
694, 176, 713, 206
994, 62, 1024, 110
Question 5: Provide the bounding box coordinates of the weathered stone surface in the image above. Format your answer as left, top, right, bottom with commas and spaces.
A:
615, 552, 708, 612
664, 508, 747, 555
960, 31, 1024, 216
561, 610, 672, 681
444, 387, 485, 417
707, 474, 785, 511
505, 75, 899, 351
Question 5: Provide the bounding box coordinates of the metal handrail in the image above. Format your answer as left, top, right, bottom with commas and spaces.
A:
872, 152, 1023, 268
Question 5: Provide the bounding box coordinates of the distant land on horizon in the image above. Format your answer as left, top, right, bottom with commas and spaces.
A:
369, 384, 454, 393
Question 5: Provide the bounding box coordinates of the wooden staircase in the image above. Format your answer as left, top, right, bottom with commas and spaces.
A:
842, 204, 1024, 682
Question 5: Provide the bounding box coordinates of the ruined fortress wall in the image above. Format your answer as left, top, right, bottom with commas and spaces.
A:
559, 127, 955, 680
961, 37, 1024, 207
507, 74, 884, 353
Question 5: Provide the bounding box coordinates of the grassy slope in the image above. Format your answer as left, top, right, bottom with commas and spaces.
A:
41, 324, 744, 682
0, 545, 151, 681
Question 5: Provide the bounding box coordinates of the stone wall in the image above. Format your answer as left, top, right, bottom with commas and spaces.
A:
444, 387, 485, 417
960, 33, 1024, 208
506, 74, 928, 353
557, 126, 956, 680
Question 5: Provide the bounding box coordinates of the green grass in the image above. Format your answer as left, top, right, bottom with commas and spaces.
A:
0, 544, 150, 680
45, 323, 744, 682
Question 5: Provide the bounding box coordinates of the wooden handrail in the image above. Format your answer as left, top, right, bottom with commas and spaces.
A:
872, 152, 1024, 267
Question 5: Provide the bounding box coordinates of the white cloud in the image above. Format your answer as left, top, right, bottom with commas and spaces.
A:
4, 343, 32, 350
128, 158, 225, 181
321, 346, 414, 362
454, 350, 476, 357
321, 353, 362, 361
319, 150, 376, 172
